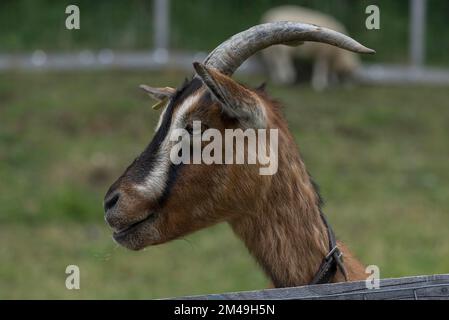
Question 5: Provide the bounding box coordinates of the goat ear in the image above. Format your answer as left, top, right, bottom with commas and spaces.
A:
139, 85, 175, 110
139, 85, 175, 100
193, 62, 265, 127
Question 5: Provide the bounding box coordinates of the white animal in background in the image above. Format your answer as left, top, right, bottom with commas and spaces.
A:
261, 6, 361, 90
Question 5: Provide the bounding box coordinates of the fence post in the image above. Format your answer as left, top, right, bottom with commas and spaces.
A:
409, 0, 427, 68
153, 0, 170, 63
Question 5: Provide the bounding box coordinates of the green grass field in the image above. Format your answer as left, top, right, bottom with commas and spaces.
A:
1, 70, 449, 299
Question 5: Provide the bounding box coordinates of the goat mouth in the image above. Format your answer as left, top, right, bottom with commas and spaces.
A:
113, 212, 157, 239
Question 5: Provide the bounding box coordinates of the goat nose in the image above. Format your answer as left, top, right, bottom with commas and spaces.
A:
104, 193, 120, 212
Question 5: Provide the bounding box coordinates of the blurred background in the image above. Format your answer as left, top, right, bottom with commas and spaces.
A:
1, 0, 448, 299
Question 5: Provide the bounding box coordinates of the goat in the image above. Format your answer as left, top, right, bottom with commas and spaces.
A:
261, 6, 361, 90
104, 22, 375, 288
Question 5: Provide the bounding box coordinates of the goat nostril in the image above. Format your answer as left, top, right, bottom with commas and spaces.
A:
104, 194, 120, 212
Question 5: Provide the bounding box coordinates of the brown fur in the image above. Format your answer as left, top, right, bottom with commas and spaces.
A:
105, 67, 367, 288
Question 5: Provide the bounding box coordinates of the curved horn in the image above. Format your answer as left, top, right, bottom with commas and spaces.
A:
203, 21, 375, 75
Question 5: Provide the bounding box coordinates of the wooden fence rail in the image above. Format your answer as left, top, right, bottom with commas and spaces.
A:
174, 274, 449, 300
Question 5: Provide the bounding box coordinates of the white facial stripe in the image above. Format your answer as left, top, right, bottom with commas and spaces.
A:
135, 90, 203, 198
172, 91, 203, 127
155, 101, 169, 132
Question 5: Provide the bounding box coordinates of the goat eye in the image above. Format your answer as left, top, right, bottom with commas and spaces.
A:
185, 124, 193, 135
185, 123, 209, 135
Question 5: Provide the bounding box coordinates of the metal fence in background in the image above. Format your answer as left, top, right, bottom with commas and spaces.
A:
1, 0, 449, 85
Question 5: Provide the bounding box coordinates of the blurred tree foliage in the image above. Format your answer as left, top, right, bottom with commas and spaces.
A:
1, 0, 448, 66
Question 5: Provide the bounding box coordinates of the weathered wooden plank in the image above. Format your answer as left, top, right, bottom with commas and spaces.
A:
173, 274, 449, 300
